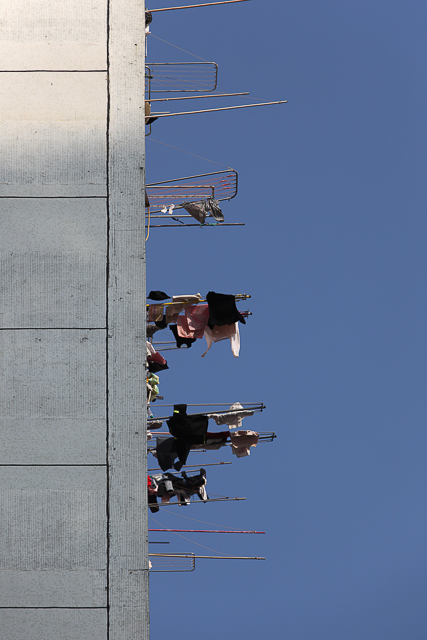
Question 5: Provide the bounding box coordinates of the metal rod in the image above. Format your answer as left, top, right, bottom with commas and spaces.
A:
149, 529, 265, 534
155, 497, 246, 506
146, 223, 245, 227
151, 403, 261, 407
149, 0, 251, 12
152, 101, 287, 118
149, 92, 249, 102
149, 553, 265, 560
148, 461, 232, 472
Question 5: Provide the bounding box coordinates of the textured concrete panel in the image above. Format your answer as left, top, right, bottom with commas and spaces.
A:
108, 0, 149, 635
0, 330, 105, 418
0, 0, 106, 70
0, 198, 106, 252
0, 73, 106, 120
0, 123, 106, 197
0, 252, 106, 328
0, 74, 106, 196
0, 610, 107, 640
0, 419, 105, 464
0, 570, 106, 606
0, 467, 106, 570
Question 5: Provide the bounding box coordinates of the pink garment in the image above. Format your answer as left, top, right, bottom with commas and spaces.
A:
177, 304, 209, 339
229, 430, 259, 458
201, 323, 240, 358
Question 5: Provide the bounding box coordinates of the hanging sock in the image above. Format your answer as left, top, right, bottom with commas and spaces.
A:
147, 291, 170, 301
206, 291, 246, 328
206, 197, 224, 222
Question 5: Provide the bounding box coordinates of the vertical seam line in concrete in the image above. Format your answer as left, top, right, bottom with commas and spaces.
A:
106, 0, 111, 635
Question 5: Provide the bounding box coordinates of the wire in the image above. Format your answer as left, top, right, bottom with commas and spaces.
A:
148, 33, 211, 63
150, 507, 241, 530
147, 137, 232, 169
149, 514, 233, 555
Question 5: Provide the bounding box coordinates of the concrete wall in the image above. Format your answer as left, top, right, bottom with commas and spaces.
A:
0, 1, 148, 638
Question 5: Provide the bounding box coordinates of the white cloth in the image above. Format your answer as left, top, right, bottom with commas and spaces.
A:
209, 403, 254, 428
201, 323, 240, 358
172, 293, 202, 303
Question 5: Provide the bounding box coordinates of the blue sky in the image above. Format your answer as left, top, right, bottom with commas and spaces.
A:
146, 2, 427, 638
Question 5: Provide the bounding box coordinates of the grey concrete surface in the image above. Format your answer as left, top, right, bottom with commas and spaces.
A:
0, 0, 148, 636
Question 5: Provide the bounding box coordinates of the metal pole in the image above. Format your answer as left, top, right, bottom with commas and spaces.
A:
149, 529, 265, 534
156, 497, 246, 505
149, 92, 249, 102
146, 222, 245, 227
149, 0, 251, 12
149, 553, 265, 560
147, 461, 232, 471
152, 100, 287, 118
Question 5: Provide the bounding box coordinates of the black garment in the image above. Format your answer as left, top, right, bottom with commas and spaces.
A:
206, 197, 224, 222
206, 291, 246, 329
156, 436, 191, 472
147, 360, 169, 374
155, 315, 168, 329
148, 290, 170, 301
167, 404, 209, 443
170, 324, 197, 349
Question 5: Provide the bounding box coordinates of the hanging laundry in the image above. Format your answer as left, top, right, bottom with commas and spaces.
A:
206, 197, 224, 222
147, 324, 163, 338
191, 431, 230, 451
147, 373, 160, 401
167, 404, 209, 443
156, 436, 191, 472
172, 293, 202, 303
206, 291, 246, 328
148, 469, 207, 508
181, 200, 208, 224
169, 324, 197, 349
210, 402, 254, 428
147, 343, 169, 373
155, 315, 168, 329
161, 204, 175, 215
147, 291, 170, 301
148, 303, 164, 323
229, 430, 259, 457
201, 322, 240, 357
156, 431, 230, 471
165, 301, 194, 324
148, 420, 163, 430
177, 304, 209, 339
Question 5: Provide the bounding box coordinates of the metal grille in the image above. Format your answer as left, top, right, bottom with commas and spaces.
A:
146, 170, 238, 213
149, 553, 196, 572
146, 62, 218, 94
